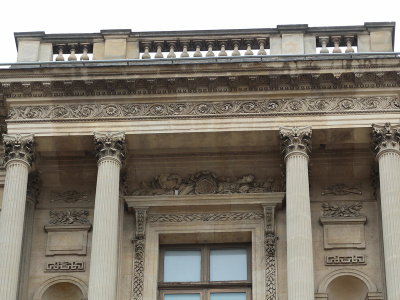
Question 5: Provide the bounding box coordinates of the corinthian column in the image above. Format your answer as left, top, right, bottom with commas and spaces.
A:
279, 126, 314, 300
88, 131, 126, 300
372, 123, 400, 300
0, 133, 35, 300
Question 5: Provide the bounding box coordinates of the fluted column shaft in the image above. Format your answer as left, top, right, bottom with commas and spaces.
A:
377, 151, 400, 299
0, 160, 30, 299
280, 126, 314, 300
372, 123, 400, 300
88, 131, 126, 300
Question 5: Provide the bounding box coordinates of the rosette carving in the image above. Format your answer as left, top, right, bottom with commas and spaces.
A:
279, 126, 312, 158
3, 133, 36, 167
93, 131, 126, 164
371, 123, 400, 157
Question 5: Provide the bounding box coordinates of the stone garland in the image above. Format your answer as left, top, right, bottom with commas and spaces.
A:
7, 96, 399, 122
49, 210, 90, 225
322, 202, 363, 218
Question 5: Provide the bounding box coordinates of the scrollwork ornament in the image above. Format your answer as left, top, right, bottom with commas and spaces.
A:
279, 126, 312, 159
93, 131, 126, 164
371, 123, 400, 158
3, 133, 36, 167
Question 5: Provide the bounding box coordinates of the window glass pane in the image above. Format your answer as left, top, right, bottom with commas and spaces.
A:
164, 294, 201, 300
164, 250, 201, 282
210, 248, 247, 281
210, 292, 247, 300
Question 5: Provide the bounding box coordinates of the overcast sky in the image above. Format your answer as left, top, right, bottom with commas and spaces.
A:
1, 0, 399, 63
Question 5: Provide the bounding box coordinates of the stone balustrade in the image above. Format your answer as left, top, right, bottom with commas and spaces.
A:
14, 22, 395, 62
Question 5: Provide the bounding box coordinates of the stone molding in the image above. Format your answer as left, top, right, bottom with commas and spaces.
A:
93, 131, 126, 165
32, 275, 88, 300
279, 125, 312, 159
7, 96, 399, 122
3, 133, 36, 167
371, 122, 400, 158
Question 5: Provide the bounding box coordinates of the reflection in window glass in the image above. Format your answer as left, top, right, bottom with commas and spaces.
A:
164, 250, 201, 282
164, 294, 201, 300
210, 248, 247, 281
210, 292, 247, 300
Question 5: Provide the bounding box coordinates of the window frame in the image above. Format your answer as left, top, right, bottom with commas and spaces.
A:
158, 243, 252, 300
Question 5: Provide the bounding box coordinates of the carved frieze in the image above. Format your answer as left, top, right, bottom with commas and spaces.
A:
7, 96, 400, 122
321, 183, 361, 196
131, 170, 278, 196
49, 210, 90, 225
279, 126, 312, 158
3, 133, 36, 166
325, 255, 366, 266
263, 206, 277, 300
133, 208, 147, 300
94, 131, 126, 164
45, 261, 85, 272
147, 212, 264, 223
322, 202, 363, 218
50, 191, 91, 203
371, 122, 400, 156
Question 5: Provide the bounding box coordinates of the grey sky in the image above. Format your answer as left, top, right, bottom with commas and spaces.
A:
1, 0, 399, 63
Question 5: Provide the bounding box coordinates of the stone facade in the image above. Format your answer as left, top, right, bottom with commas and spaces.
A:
0, 22, 397, 300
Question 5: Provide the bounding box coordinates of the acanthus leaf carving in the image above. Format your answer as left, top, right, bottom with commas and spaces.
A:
279, 126, 312, 158
371, 122, 400, 156
3, 133, 36, 166
322, 202, 363, 218
94, 131, 126, 164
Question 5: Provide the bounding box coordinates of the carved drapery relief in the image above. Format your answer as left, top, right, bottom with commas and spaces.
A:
133, 208, 147, 300
322, 202, 363, 218
131, 170, 279, 196
325, 255, 366, 266
279, 126, 312, 158
50, 191, 91, 203
45, 261, 86, 272
27, 172, 41, 204
3, 133, 36, 166
371, 122, 400, 156
263, 206, 277, 300
49, 210, 90, 225
321, 183, 361, 196
8, 96, 400, 122
93, 131, 126, 164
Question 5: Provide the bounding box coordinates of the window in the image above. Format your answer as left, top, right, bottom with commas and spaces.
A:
159, 244, 251, 300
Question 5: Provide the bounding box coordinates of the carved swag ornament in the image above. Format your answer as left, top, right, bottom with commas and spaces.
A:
322, 202, 363, 218
3, 133, 36, 166
371, 122, 400, 156
50, 191, 91, 203
131, 170, 278, 196
49, 210, 90, 225
94, 131, 126, 164
279, 126, 312, 158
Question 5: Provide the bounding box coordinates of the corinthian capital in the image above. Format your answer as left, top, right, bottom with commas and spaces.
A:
94, 131, 126, 164
3, 133, 36, 167
279, 126, 312, 159
371, 123, 400, 157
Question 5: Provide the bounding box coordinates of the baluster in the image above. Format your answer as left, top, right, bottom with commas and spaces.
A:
142, 43, 151, 59
193, 42, 202, 57
167, 43, 176, 58
206, 42, 215, 57
319, 37, 329, 54
232, 40, 240, 56
218, 42, 227, 56
332, 36, 342, 53
180, 42, 190, 57
345, 36, 355, 53
155, 43, 164, 58
68, 44, 77, 61
55, 44, 65, 61
257, 39, 267, 55
245, 41, 254, 55
80, 43, 90, 60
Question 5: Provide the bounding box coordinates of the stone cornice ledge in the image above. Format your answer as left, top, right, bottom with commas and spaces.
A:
125, 192, 285, 212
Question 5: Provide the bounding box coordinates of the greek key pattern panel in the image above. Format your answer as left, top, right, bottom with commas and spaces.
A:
45, 261, 85, 272
325, 255, 366, 266
8, 96, 399, 122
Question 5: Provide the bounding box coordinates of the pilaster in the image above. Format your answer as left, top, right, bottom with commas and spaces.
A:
88, 131, 126, 300
279, 126, 314, 300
